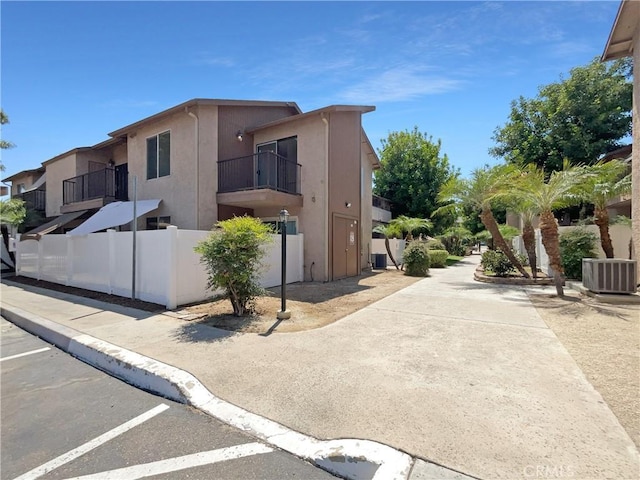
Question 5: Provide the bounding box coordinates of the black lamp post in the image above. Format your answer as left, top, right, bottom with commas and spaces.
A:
277, 208, 291, 320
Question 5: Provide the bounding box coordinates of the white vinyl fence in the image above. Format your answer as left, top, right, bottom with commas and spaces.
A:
371, 238, 406, 266
513, 224, 632, 276
16, 226, 304, 309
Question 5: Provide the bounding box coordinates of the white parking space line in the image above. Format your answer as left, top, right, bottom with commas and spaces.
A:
13, 403, 170, 480
0, 347, 51, 362
67, 442, 275, 479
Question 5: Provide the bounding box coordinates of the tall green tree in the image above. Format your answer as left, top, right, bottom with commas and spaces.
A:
373, 127, 458, 232
437, 164, 530, 278
490, 57, 632, 174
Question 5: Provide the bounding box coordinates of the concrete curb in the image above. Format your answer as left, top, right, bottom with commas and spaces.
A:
2, 304, 418, 480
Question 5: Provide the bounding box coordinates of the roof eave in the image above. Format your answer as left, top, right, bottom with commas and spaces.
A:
108, 98, 302, 138
602, 0, 639, 61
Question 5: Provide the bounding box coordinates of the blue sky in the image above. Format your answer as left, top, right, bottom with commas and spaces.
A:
1, 1, 621, 187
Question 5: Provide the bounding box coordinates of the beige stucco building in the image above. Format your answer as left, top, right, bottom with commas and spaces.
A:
602, 0, 640, 282
3, 99, 380, 282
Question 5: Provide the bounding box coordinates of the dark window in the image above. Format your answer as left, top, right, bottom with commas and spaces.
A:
147, 131, 170, 179
146, 216, 171, 230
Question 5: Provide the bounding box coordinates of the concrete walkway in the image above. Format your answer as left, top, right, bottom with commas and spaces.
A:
2, 255, 638, 480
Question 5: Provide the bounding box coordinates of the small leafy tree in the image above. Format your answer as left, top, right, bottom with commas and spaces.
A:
403, 242, 430, 277
195, 216, 274, 316
559, 228, 598, 280
0, 198, 26, 270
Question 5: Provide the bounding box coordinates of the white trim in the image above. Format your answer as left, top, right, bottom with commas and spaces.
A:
67, 443, 274, 480
0, 347, 50, 362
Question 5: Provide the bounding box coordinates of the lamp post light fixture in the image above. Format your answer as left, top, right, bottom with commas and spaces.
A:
277, 208, 291, 320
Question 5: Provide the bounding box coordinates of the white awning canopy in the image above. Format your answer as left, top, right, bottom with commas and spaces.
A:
21, 210, 88, 241
67, 199, 161, 236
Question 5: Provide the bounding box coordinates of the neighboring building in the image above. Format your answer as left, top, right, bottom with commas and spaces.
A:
3, 99, 380, 282
2, 166, 47, 231
602, 0, 639, 281
372, 194, 392, 230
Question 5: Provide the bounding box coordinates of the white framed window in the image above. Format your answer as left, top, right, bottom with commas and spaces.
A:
147, 130, 170, 179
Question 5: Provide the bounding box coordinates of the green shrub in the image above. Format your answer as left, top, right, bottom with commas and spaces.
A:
481, 249, 515, 277
403, 241, 431, 276
559, 228, 598, 280
426, 238, 446, 251
438, 226, 473, 257
195, 216, 274, 316
428, 249, 449, 268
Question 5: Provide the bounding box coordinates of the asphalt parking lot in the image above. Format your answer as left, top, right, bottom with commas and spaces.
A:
1, 317, 336, 480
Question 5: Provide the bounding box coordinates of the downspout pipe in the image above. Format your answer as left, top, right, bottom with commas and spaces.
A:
187, 108, 199, 229
321, 113, 329, 282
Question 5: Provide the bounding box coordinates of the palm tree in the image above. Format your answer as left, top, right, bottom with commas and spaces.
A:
437, 164, 530, 278
389, 215, 433, 242
578, 160, 631, 258
373, 223, 402, 269
505, 193, 540, 278
514, 163, 587, 296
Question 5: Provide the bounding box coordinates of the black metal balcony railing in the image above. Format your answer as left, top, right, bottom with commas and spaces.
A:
218, 151, 301, 195
17, 189, 46, 212
63, 167, 128, 205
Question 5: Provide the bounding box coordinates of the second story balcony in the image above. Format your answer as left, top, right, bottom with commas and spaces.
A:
217, 151, 303, 209
61, 166, 128, 213
17, 189, 46, 212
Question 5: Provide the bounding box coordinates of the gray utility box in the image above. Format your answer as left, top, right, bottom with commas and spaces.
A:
582, 259, 637, 294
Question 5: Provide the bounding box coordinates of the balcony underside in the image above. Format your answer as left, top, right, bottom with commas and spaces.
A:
61, 197, 116, 214
217, 189, 303, 209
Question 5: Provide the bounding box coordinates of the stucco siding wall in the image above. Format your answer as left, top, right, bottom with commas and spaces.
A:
10, 172, 40, 196
76, 150, 110, 175
361, 144, 374, 269
45, 153, 77, 217
126, 111, 197, 229
328, 112, 362, 277
112, 142, 128, 166
632, 26, 640, 281
194, 105, 219, 230
253, 114, 328, 281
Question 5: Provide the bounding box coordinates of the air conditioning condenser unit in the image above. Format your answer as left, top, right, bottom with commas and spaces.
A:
582, 259, 637, 294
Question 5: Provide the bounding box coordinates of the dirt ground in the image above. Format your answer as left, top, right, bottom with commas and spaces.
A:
528, 291, 640, 448
6, 270, 639, 448
177, 267, 422, 333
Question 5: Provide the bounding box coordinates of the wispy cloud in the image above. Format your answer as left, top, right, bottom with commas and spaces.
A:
191, 52, 235, 67
338, 66, 463, 103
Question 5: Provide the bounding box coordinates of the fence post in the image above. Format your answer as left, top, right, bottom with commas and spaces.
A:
166, 226, 178, 310
65, 234, 73, 286
108, 229, 116, 294
37, 239, 43, 281
15, 234, 21, 274
297, 233, 304, 282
